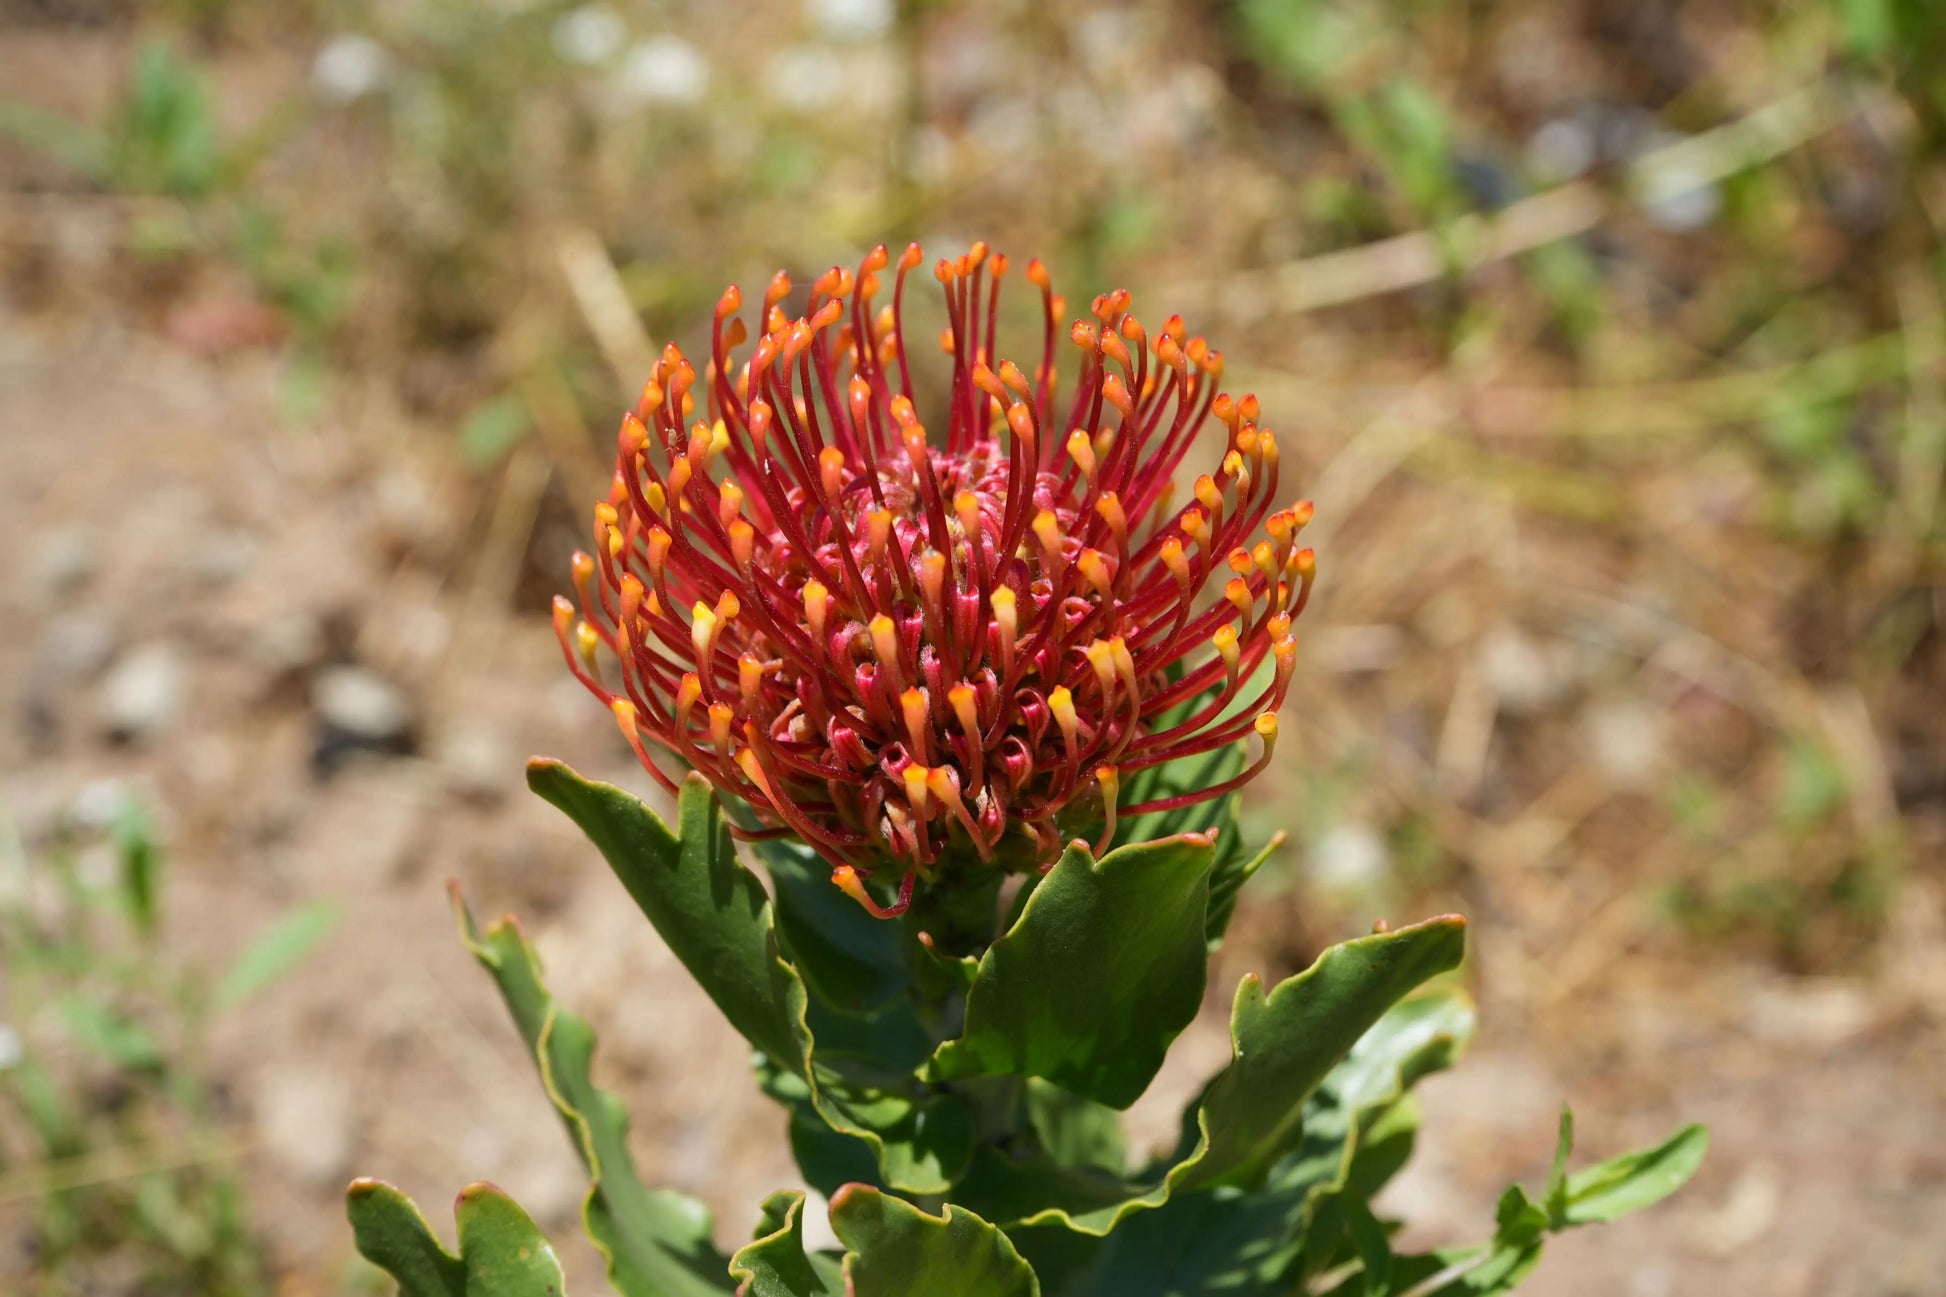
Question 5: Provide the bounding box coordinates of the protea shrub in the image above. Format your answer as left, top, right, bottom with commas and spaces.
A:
348, 245, 1703, 1297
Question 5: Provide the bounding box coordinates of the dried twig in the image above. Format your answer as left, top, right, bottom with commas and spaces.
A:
0, 1131, 254, 1207
1168, 81, 1854, 321
556, 224, 657, 393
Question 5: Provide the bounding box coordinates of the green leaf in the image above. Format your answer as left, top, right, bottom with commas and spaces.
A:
213, 899, 340, 1009
56, 994, 161, 1070
1543, 1107, 1573, 1226
1332, 1120, 1708, 1297
1563, 1124, 1709, 1225
830, 1187, 1039, 1297
527, 764, 802, 1068
525, 763, 972, 1194
728, 1191, 843, 1297
1207, 831, 1285, 950
1186, 916, 1469, 1191
929, 834, 1215, 1109
455, 1182, 572, 1295
1016, 988, 1474, 1296
347, 1179, 466, 1297
455, 894, 731, 1297
109, 795, 161, 936
998, 916, 1467, 1240
111, 42, 222, 199
1342, 1194, 1393, 1297
347, 1178, 567, 1296
756, 836, 909, 1017
1025, 1079, 1125, 1175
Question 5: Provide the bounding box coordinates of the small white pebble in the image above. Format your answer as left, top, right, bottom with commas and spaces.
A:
618, 36, 710, 105
313, 34, 391, 103
808, 0, 895, 41
553, 5, 627, 66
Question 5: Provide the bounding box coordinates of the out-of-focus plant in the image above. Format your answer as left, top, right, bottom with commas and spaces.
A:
0, 791, 339, 1295
349, 245, 1703, 1295
0, 39, 355, 409
0, 41, 227, 200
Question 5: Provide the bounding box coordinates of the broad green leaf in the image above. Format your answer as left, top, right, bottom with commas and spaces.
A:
455, 1182, 571, 1295
729, 1191, 843, 1297
1342, 1195, 1393, 1297
784, 1101, 886, 1199
527, 764, 802, 1068
757, 836, 909, 1016
1018, 1184, 1296, 1297
930, 834, 1215, 1109
830, 1186, 1039, 1297
1016, 988, 1475, 1296
1563, 1124, 1709, 1225
213, 899, 340, 1009
348, 1179, 565, 1296
456, 894, 730, 1297
1329, 990, 1476, 1120
346, 1179, 466, 1297
1000, 916, 1467, 1239
525, 763, 971, 1194
1187, 918, 1469, 1190
1025, 1079, 1125, 1175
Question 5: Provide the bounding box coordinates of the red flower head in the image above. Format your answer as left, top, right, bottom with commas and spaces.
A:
553, 243, 1312, 916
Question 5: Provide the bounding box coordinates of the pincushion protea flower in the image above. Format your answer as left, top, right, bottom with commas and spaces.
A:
552, 242, 1312, 916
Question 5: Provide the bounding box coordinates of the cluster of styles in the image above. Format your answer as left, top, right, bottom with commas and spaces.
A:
552, 241, 1307, 910
349, 245, 1704, 1297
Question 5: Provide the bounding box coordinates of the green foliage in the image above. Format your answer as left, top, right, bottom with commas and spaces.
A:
831, 1188, 1039, 1297
730, 1191, 845, 1296
930, 834, 1214, 1108
1321, 1116, 1709, 1297
212, 899, 341, 1010
454, 890, 730, 1297
526, 762, 973, 1195
351, 768, 1703, 1295
347, 1178, 567, 1296
0, 42, 222, 199
0, 793, 329, 1295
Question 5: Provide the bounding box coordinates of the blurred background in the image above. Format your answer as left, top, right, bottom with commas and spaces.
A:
2, 0, 1943, 1292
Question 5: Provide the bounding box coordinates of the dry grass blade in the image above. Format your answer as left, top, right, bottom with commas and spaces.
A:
1176, 81, 1854, 321
0, 1131, 255, 1208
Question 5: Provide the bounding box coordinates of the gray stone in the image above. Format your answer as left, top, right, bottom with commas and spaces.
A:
311, 665, 413, 743
96, 644, 187, 741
